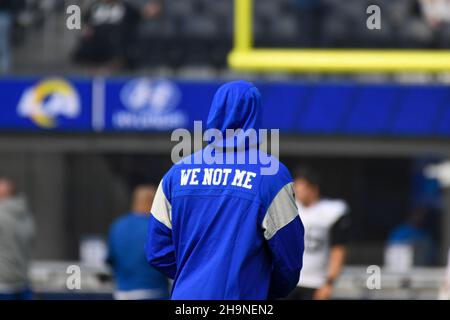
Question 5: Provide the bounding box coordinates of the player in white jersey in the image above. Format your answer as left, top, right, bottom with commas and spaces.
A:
288, 168, 351, 300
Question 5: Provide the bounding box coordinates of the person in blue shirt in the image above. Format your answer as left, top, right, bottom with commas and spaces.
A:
107, 185, 170, 300
388, 206, 436, 266
145, 80, 305, 300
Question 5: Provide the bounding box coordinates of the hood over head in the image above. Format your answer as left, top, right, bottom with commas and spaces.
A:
206, 81, 262, 134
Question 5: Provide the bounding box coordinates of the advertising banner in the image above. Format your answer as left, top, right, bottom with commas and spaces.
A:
1, 77, 449, 137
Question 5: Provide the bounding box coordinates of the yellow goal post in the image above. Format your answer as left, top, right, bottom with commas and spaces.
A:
228, 0, 450, 73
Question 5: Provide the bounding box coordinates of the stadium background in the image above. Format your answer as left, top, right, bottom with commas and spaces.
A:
0, 0, 450, 299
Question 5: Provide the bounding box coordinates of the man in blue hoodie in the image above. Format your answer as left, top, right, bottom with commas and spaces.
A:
145, 81, 304, 300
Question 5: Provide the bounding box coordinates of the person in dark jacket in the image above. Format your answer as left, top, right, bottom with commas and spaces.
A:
73, 0, 161, 71
0, 0, 24, 73
145, 81, 305, 300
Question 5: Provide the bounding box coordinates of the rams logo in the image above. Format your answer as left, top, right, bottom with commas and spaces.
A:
18, 79, 81, 128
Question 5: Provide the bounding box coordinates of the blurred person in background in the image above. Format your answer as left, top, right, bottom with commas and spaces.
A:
439, 248, 450, 299
419, 0, 450, 28
388, 207, 436, 266
0, 0, 24, 73
0, 178, 35, 300
418, 0, 450, 47
288, 167, 350, 300
293, 0, 324, 47
107, 184, 170, 300
73, 0, 161, 72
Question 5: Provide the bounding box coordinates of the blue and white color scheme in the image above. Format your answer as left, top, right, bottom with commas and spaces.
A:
145, 81, 305, 300
17, 78, 81, 129
107, 78, 189, 131
0, 77, 91, 131
1, 78, 450, 136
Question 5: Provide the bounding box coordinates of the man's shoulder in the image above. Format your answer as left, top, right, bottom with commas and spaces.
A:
318, 199, 348, 213
260, 157, 292, 185
110, 213, 135, 231
256, 159, 294, 209
315, 199, 349, 224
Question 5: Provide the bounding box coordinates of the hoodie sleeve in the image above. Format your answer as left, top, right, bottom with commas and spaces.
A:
261, 177, 304, 300
145, 178, 177, 279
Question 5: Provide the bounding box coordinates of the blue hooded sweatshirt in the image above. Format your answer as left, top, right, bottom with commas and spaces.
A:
145, 81, 304, 300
